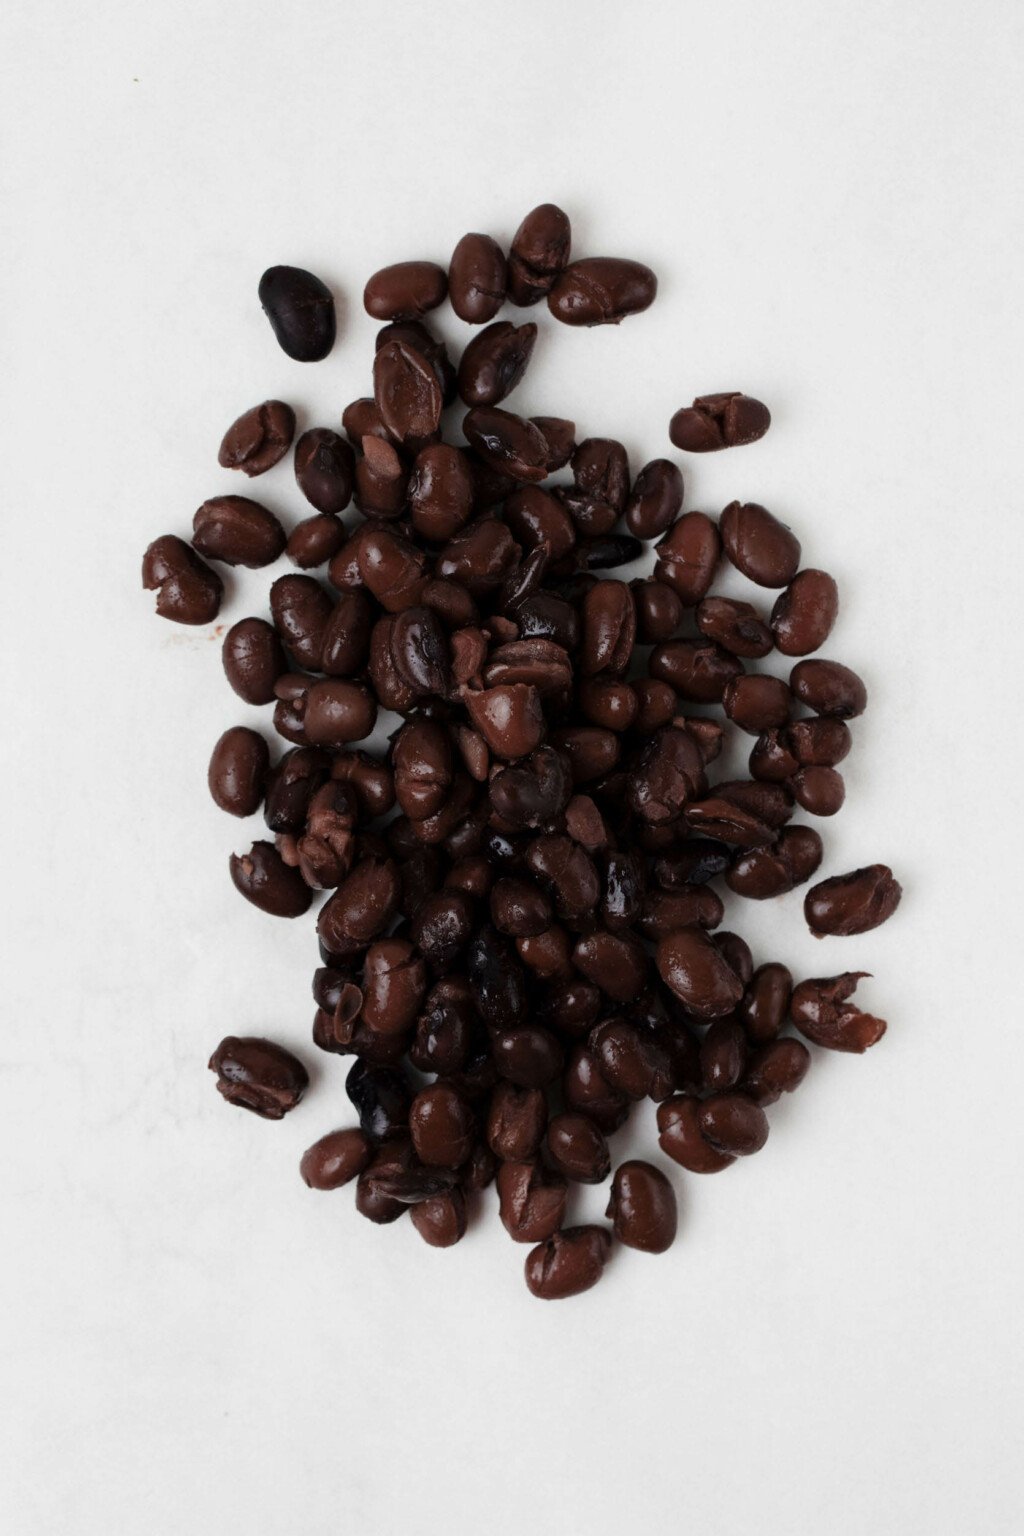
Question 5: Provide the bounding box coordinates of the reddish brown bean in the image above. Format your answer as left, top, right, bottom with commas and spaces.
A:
720, 501, 800, 588
449, 232, 508, 323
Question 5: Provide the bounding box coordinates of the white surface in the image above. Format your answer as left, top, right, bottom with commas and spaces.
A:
2, 2, 1023, 1532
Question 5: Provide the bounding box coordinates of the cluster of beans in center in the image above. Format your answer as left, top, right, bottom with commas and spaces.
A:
144, 204, 900, 1300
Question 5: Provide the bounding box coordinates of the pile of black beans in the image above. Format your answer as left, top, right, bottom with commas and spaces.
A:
144, 205, 901, 1300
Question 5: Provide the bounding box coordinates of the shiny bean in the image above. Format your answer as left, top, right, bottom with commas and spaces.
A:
449, 232, 508, 323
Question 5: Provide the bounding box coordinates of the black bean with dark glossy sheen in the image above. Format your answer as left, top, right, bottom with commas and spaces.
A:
259, 265, 335, 361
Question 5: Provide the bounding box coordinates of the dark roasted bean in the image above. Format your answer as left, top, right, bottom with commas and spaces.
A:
580, 580, 636, 677
286, 514, 346, 569
524, 1225, 612, 1300
505, 486, 576, 562
208, 727, 269, 817
669, 393, 770, 452
572, 932, 648, 1003
491, 877, 553, 938
531, 415, 576, 470
654, 512, 721, 605
625, 459, 684, 540
727, 825, 823, 899
771, 568, 839, 656
355, 1139, 414, 1223
466, 926, 528, 1032
409, 1084, 476, 1168
300, 1127, 373, 1189
578, 533, 643, 569
572, 438, 630, 511
410, 888, 476, 967
341, 396, 390, 447
562, 1045, 629, 1133
627, 727, 706, 824
408, 443, 474, 543
749, 727, 801, 782
449, 232, 507, 323
600, 849, 645, 931
270, 573, 334, 670
742, 1038, 811, 1106
654, 840, 731, 888
457, 321, 537, 407
525, 834, 601, 921
711, 930, 754, 986
409, 980, 474, 1075
209, 1036, 308, 1119
259, 265, 335, 361
696, 596, 774, 658
303, 679, 377, 746
498, 1160, 567, 1243
390, 606, 450, 695
657, 1095, 735, 1173
699, 1094, 769, 1155
548, 258, 657, 326
358, 528, 426, 611
507, 203, 572, 305
650, 639, 743, 703
263, 746, 330, 833
229, 840, 313, 917
392, 720, 452, 820
318, 856, 400, 956
546, 1112, 610, 1184
438, 522, 520, 599
790, 659, 868, 718
804, 863, 902, 937
218, 400, 296, 477
700, 1018, 748, 1091
317, 591, 372, 677
359, 939, 427, 1036
346, 1059, 413, 1141
722, 673, 793, 733
792, 766, 846, 816
464, 683, 545, 759
637, 888, 725, 940
631, 579, 683, 644
787, 717, 852, 767
355, 437, 410, 520
142, 535, 223, 625
487, 1083, 547, 1162
607, 1161, 677, 1252
738, 962, 793, 1044
364, 261, 447, 320
192, 495, 285, 568
221, 617, 288, 703
493, 1026, 564, 1088
463, 406, 549, 483
410, 1188, 468, 1246
791, 972, 887, 1052
590, 1018, 673, 1101
293, 427, 354, 514
374, 338, 443, 447
720, 501, 800, 588
375, 319, 455, 403
656, 926, 744, 1019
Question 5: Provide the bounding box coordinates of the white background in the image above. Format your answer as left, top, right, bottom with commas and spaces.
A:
3, 2, 1023, 1532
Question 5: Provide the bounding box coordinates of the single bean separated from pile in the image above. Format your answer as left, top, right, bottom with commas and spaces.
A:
143, 204, 901, 1301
